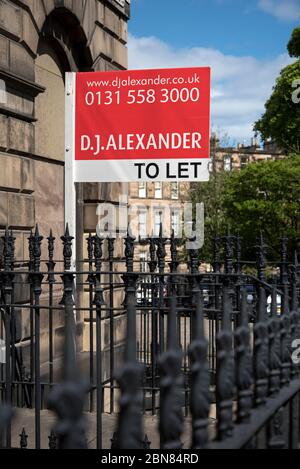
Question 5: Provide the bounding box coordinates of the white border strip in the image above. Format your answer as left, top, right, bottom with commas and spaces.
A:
65, 72, 77, 270
74, 159, 210, 183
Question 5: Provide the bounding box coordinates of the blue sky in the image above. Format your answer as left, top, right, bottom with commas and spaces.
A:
128, 0, 300, 144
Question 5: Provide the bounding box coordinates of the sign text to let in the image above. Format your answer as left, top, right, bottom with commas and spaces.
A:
71, 67, 211, 182
135, 161, 204, 180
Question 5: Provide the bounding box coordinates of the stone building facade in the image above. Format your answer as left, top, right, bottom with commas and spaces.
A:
210, 139, 284, 173
128, 181, 189, 267
212, 147, 284, 173
0, 0, 130, 258
0, 0, 130, 367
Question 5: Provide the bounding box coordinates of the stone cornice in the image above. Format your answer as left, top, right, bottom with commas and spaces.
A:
0, 106, 37, 123
105, 0, 131, 19
0, 69, 45, 98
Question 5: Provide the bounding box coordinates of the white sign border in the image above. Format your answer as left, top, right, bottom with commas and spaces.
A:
65, 72, 77, 270
75, 159, 210, 182
65, 70, 211, 266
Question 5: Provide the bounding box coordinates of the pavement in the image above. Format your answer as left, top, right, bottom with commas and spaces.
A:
10, 408, 216, 449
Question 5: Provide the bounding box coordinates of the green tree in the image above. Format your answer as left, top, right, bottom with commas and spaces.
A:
254, 62, 300, 153
190, 171, 229, 260
191, 156, 300, 260
288, 27, 300, 58
254, 27, 300, 153
222, 155, 300, 258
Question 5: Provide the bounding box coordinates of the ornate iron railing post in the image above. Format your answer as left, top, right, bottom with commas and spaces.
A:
235, 234, 242, 276
86, 234, 95, 413
223, 230, 236, 316
211, 236, 222, 373
108, 237, 116, 414
280, 237, 289, 296
9, 230, 16, 386
170, 231, 180, 275
296, 252, 300, 308
213, 236, 221, 276
290, 253, 300, 314
116, 233, 143, 449
142, 434, 151, 449
253, 234, 269, 424
189, 274, 210, 449
254, 286, 269, 407
149, 238, 157, 274
235, 234, 242, 320
49, 225, 87, 450
215, 232, 236, 441
267, 408, 286, 449
256, 233, 267, 282
47, 230, 56, 386
290, 254, 300, 380
30, 226, 44, 449
28, 230, 34, 393
213, 236, 221, 311
1, 228, 14, 447
187, 227, 200, 391
188, 229, 200, 276
224, 229, 235, 276
20, 428, 28, 449
148, 237, 158, 415
93, 234, 106, 450
288, 253, 300, 448
155, 224, 167, 355
159, 252, 183, 450
279, 238, 292, 388
268, 289, 281, 396
48, 430, 57, 450
267, 290, 286, 449
124, 230, 135, 274
216, 276, 234, 441
280, 317, 292, 387
235, 291, 253, 424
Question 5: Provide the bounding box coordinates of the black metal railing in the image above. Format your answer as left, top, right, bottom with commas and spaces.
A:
0, 225, 299, 449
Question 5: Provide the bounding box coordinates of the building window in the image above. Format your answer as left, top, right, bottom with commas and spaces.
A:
140, 253, 148, 273
138, 211, 147, 239
154, 211, 163, 237
138, 182, 147, 198
154, 182, 162, 199
171, 182, 179, 200
171, 211, 181, 237
224, 154, 232, 172
240, 156, 249, 169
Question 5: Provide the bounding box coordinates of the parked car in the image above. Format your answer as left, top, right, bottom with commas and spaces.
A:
241, 285, 255, 305
267, 293, 282, 316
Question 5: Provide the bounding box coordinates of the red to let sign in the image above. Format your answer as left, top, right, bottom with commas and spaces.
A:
68, 67, 211, 182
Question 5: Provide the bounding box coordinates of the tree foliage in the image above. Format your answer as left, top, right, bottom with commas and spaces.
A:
223, 155, 300, 257
254, 61, 300, 153
255, 26, 300, 152
191, 156, 300, 260
190, 172, 229, 259
288, 27, 300, 58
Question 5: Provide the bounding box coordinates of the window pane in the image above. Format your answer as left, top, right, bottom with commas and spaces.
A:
171, 183, 179, 200
154, 182, 162, 199
171, 211, 181, 237
224, 155, 232, 172
139, 211, 147, 238
154, 212, 162, 236
139, 182, 146, 198
140, 253, 147, 273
